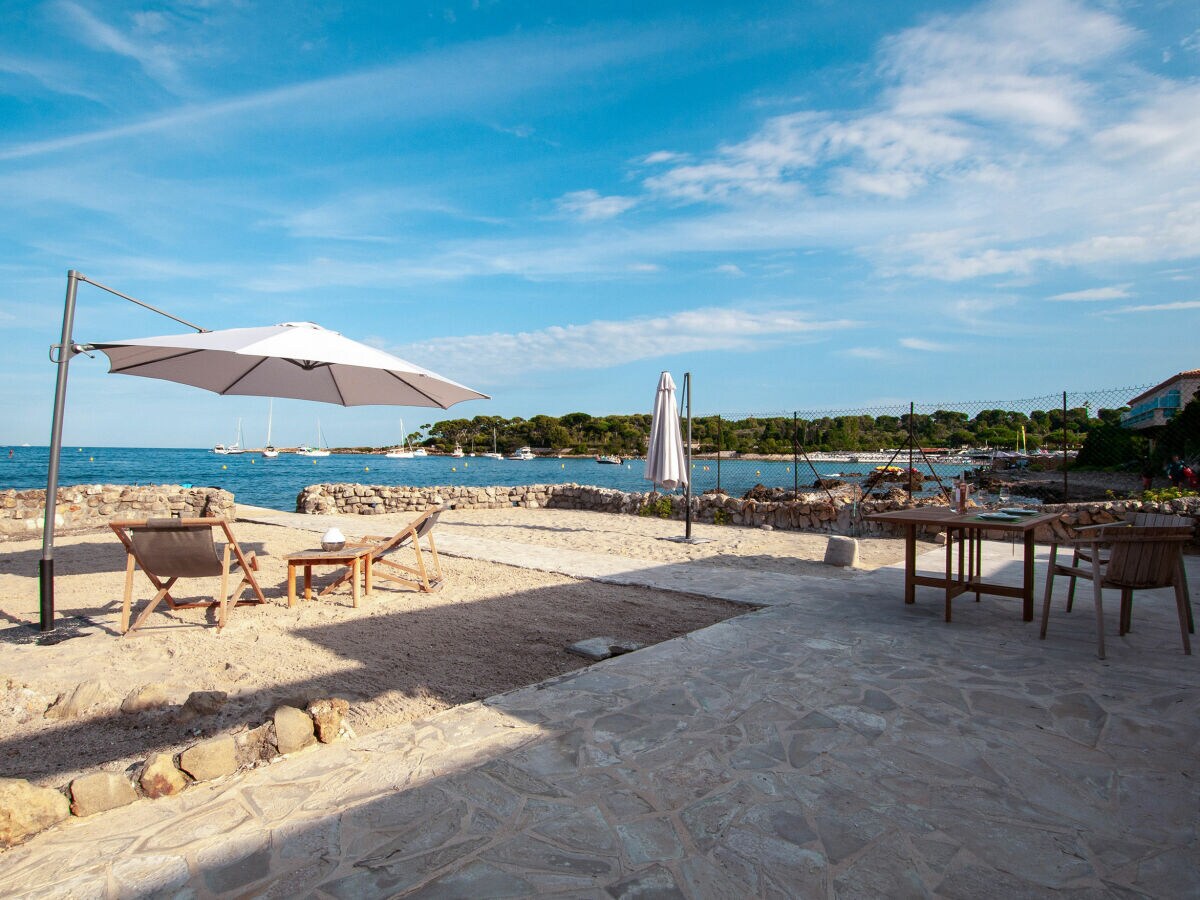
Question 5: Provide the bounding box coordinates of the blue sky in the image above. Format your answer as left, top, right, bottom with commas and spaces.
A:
1, 0, 1197, 448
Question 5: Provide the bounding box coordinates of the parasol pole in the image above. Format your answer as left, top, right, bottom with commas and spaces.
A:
39, 271, 205, 633
684, 371, 692, 540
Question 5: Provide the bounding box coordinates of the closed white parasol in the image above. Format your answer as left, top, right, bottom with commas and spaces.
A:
644, 371, 688, 490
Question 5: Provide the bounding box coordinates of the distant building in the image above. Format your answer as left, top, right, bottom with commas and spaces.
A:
1121, 370, 1200, 431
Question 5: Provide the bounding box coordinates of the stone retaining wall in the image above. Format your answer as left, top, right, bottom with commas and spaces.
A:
296, 482, 1200, 542
0, 485, 235, 538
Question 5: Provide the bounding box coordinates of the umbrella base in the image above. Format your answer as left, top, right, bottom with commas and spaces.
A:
662, 536, 716, 544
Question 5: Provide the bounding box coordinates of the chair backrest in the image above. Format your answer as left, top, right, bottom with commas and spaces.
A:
128, 519, 224, 578
1103, 526, 1191, 590
375, 507, 443, 559
1132, 512, 1194, 528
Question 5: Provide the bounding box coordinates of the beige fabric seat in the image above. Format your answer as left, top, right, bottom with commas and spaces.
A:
109, 517, 266, 634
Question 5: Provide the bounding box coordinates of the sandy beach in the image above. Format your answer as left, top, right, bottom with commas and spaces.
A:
0, 507, 906, 790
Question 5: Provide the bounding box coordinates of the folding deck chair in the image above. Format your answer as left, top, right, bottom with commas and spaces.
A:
325, 506, 445, 596
109, 517, 266, 634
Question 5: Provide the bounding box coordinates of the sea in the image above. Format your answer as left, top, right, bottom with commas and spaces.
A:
1, 446, 973, 512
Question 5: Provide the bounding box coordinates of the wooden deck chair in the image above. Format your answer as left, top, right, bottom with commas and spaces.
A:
1040, 524, 1194, 658
109, 517, 266, 634
328, 507, 445, 595
1063, 513, 1194, 633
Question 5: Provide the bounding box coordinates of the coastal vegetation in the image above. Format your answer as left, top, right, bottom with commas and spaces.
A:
412, 406, 1122, 458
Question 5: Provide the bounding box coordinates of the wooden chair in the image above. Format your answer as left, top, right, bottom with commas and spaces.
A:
110, 518, 266, 634
1063, 513, 1194, 633
326, 507, 445, 595
1040, 524, 1194, 658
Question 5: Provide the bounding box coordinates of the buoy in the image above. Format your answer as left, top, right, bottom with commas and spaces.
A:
251, 459, 255, 464
451, 467, 457, 472
756, 470, 761, 476
364, 466, 369, 472
222, 464, 227, 470
562, 463, 565, 469
89, 457, 94, 462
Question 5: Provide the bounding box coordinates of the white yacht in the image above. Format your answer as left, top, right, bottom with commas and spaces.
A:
214, 419, 245, 454
508, 446, 535, 461
296, 419, 331, 457
481, 426, 504, 460
385, 418, 415, 458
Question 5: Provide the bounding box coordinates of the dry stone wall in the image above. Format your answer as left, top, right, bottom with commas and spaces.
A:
296, 482, 1199, 543
0, 485, 235, 538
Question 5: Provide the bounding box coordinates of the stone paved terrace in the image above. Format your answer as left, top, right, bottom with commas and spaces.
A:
0, 509, 1197, 898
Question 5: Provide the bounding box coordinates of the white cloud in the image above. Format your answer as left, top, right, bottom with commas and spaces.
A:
642, 150, 687, 164
1110, 300, 1200, 314
899, 337, 951, 352
714, 264, 745, 277
395, 307, 858, 381
1047, 284, 1132, 301
844, 346, 887, 360
556, 189, 638, 221
56, 1, 189, 94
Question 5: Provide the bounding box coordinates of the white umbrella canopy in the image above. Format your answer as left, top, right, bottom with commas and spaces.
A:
644, 371, 688, 490
91, 321, 488, 409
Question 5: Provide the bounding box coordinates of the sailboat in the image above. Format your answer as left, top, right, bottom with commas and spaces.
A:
296, 419, 331, 457
261, 400, 278, 458
214, 418, 245, 454
385, 418, 414, 458
481, 426, 504, 460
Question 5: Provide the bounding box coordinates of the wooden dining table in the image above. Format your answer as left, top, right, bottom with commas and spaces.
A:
865, 507, 1061, 622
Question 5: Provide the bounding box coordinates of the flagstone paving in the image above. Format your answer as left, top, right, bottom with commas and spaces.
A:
1, 510, 1196, 897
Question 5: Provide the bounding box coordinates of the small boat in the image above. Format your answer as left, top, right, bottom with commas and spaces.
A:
214, 419, 245, 454
296, 419, 331, 457
385, 418, 415, 458
595, 454, 622, 465
451, 443, 465, 458
262, 400, 278, 458
508, 446, 534, 460
481, 426, 504, 460
412, 447, 428, 457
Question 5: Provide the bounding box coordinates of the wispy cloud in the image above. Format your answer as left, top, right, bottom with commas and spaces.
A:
714, 264, 745, 277
556, 190, 638, 221
0, 27, 672, 161
396, 307, 857, 381
56, 1, 190, 94
1110, 300, 1200, 314
899, 337, 951, 352
1048, 284, 1132, 301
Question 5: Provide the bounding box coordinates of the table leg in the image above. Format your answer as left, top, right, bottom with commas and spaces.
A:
364, 556, 373, 596
904, 524, 916, 605
303, 564, 313, 602
1022, 531, 1036, 621
351, 557, 361, 608
944, 529, 954, 622
287, 563, 297, 608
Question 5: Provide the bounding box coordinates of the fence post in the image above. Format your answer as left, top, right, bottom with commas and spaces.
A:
908, 402, 915, 497
793, 413, 799, 496
1062, 390, 1069, 502
716, 415, 722, 494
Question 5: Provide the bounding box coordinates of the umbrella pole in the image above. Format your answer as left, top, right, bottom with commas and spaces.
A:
685, 371, 692, 541
40, 270, 82, 632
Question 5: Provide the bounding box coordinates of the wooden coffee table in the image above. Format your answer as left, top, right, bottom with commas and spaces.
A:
286, 547, 373, 608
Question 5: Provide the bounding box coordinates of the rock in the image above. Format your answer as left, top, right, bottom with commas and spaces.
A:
273, 705, 316, 755
178, 736, 238, 782
823, 536, 860, 567
307, 698, 350, 743
139, 754, 188, 799
183, 690, 228, 717
121, 683, 171, 714
0, 778, 70, 848
566, 637, 645, 661
235, 723, 274, 766
44, 680, 113, 721
69, 772, 138, 817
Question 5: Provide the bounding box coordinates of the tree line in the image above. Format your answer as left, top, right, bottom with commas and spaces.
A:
407, 406, 1136, 457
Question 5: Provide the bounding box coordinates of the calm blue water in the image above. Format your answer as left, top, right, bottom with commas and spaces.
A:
1, 447, 972, 511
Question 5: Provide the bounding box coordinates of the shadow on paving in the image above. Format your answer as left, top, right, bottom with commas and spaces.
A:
0, 575, 749, 784
1, 567, 1197, 897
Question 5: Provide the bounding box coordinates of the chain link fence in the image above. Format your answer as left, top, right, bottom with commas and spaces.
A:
689, 385, 1160, 504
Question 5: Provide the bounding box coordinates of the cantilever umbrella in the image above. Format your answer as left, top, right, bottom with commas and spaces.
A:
90, 321, 488, 408
644, 371, 688, 491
